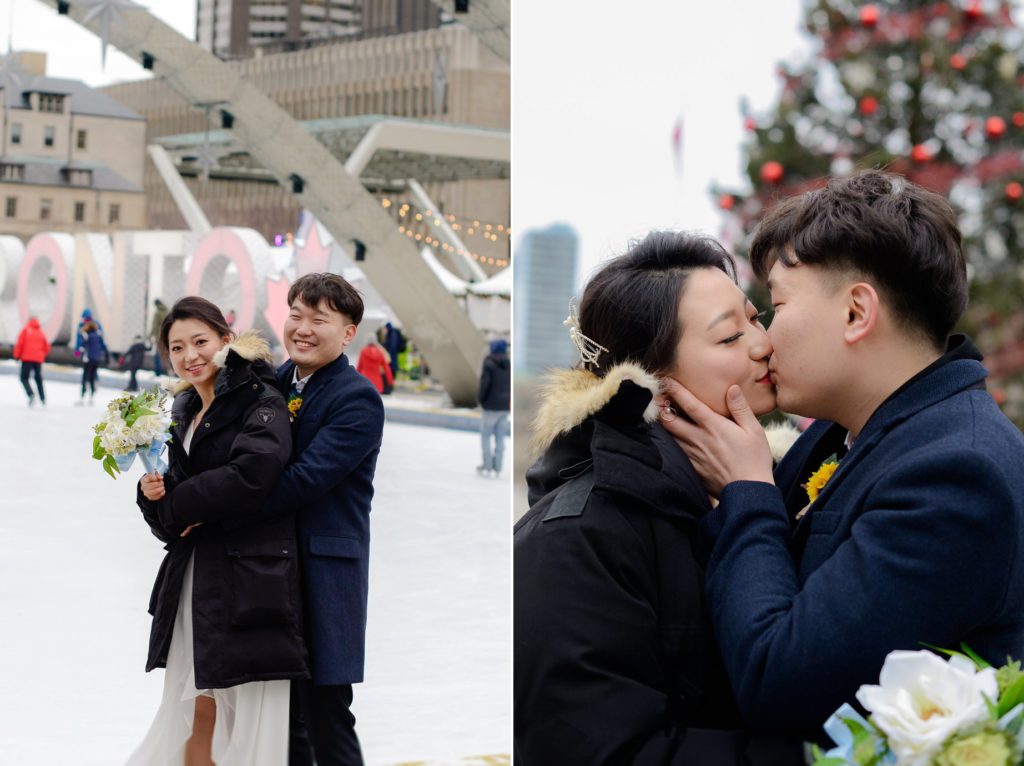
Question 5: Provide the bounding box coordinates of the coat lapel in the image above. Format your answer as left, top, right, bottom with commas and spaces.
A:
789, 346, 989, 558
280, 353, 349, 424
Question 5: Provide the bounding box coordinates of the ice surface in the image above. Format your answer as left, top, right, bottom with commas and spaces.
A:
0, 374, 510, 765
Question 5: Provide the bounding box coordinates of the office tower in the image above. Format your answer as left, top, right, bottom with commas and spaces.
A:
514, 223, 579, 375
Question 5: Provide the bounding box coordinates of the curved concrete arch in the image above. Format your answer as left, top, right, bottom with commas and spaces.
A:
38, 0, 493, 405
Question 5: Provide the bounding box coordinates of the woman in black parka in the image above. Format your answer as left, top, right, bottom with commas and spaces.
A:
514, 232, 803, 766
128, 297, 307, 766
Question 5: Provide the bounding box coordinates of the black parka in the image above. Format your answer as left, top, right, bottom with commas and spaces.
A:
136, 332, 309, 689
515, 364, 797, 766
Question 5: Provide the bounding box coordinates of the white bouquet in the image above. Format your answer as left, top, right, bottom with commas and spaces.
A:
813, 646, 1024, 766
91, 388, 172, 479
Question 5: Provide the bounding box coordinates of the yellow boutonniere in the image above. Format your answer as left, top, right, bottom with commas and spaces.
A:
287, 395, 303, 418
803, 453, 839, 504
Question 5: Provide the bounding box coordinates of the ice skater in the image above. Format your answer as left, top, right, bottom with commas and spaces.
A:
121, 335, 147, 391
477, 338, 510, 477
76, 318, 108, 405
355, 338, 394, 395
13, 316, 50, 407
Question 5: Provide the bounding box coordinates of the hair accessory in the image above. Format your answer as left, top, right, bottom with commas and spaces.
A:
564, 297, 609, 367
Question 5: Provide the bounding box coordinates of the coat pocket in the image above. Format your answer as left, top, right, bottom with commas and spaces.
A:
308, 535, 363, 558
227, 541, 296, 628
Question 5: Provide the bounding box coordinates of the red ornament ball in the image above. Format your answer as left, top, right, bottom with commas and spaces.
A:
911, 144, 932, 163
743, 116, 757, 132
986, 116, 1007, 139
1013, 112, 1024, 129
1006, 182, 1023, 201
859, 96, 879, 116
859, 4, 879, 28
760, 161, 784, 184
949, 53, 968, 70
718, 194, 736, 211
964, 0, 983, 21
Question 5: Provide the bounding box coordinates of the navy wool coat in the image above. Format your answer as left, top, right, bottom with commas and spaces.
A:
702, 336, 1024, 742
256, 352, 385, 686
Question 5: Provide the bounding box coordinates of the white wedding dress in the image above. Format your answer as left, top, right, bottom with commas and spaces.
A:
125, 424, 291, 765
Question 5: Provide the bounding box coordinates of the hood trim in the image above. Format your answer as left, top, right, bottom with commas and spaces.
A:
165, 330, 273, 396
530, 363, 661, 457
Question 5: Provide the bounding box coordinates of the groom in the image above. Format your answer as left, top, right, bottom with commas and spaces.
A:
661, 170, 1024, 743
251, 272, 385, 765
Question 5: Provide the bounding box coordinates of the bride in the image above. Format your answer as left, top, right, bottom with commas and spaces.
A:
129, 296, 307, 765
514, 231, 802, 765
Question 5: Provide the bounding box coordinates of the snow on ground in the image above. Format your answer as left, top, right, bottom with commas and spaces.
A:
0, 374, 510, 765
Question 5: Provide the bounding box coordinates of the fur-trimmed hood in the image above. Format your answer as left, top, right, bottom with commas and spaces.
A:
165, 330, 273, 396
529, 362, 804, 464
530, 363, 661, 458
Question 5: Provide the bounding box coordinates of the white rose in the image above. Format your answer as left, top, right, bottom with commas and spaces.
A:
856, 650, 997, 766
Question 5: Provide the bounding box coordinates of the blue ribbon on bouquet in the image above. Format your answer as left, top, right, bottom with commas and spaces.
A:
112, 432, 171, 475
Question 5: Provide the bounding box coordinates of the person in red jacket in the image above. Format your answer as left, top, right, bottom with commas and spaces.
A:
14, 316, 51, 407
355, 340, 394, 394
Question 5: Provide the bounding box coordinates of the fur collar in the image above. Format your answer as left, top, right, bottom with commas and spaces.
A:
164, 330, 272, 396
529, 361, 805, 464
531, 363, 661, 457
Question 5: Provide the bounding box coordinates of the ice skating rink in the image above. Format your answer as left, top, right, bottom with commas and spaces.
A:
0, 372, 511, 765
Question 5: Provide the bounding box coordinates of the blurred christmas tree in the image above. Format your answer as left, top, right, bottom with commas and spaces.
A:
715, 0, 1024, 426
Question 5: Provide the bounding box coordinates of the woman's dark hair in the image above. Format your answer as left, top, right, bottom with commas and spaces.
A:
749, 170, 966, 350
288, 272, 364, 325
158, 296, 233, 359
578, 231, 736, 376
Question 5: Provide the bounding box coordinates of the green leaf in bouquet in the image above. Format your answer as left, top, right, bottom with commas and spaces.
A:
960, 643, 992, 669
996, 672, 1024, 718
921, 642, 966, 660
919, 642, 991, 669
102, 454, 120, 479
997, 659, 1024, 697
124, 406, 156, 428
92, 435, 106, 460
842, 716, 884, 766
809, 744, 846, 766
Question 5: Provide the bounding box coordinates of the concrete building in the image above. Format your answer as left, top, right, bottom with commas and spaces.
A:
102, 23, 509, 270
196, 0, 441, 60
514, 223, 579, 375
0, 52, 146, 239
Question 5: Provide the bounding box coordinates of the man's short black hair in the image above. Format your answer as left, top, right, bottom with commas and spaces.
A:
287, 272, 364, 325
750, 170, 967, 350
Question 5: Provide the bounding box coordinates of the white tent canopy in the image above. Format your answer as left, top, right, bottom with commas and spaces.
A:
467, 266, 511, 298
420, 246, 470, 296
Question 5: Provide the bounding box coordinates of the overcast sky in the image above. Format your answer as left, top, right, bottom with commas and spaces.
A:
1, 0, 195, 86
513, 1, 809, 287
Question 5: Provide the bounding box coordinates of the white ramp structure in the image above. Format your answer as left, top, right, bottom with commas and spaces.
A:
37, 0, 506, 406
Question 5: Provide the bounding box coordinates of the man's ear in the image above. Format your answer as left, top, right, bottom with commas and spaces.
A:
342, 322, 358, 347
844, 282, 879, 344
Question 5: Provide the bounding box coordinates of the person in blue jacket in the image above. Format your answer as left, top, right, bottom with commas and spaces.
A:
660, 170, 1024, 746
76, 315, 108, 405
241, 272, 384, 766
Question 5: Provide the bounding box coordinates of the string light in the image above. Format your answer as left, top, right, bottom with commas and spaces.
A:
379, 196, 510, 267
379, 196, 511, 239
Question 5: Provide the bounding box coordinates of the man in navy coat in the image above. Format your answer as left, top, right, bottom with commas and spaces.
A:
258, 272, 384, 765
661, 170, 1024, 744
